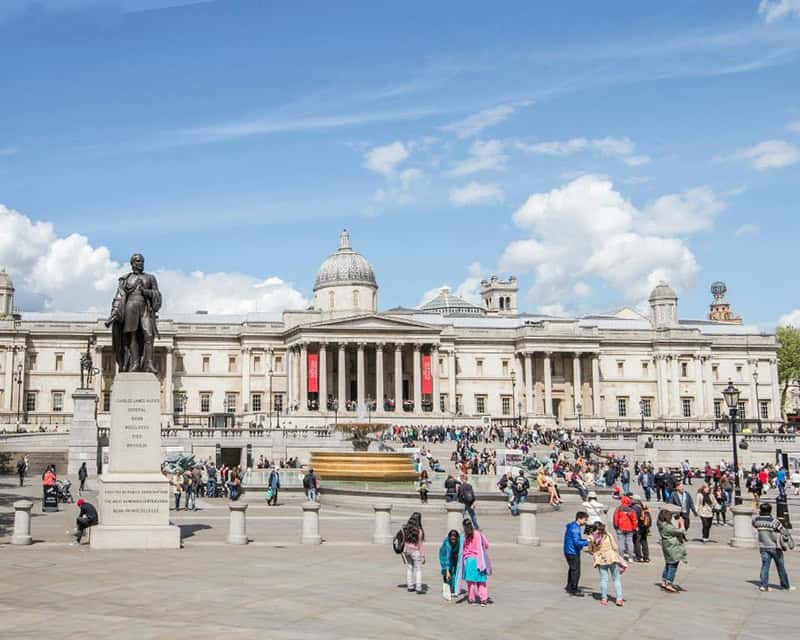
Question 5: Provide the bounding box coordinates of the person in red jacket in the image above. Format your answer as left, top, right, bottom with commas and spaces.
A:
613, 496, 638, 561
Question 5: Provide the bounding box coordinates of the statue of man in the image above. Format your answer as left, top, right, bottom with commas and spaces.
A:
106, 253, 162, 373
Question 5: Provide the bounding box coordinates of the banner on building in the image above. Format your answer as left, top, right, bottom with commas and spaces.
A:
421, 353, 432, 395
308, 352, 319, 393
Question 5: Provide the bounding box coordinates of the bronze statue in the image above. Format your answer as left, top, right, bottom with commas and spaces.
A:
106, 253, 161, 373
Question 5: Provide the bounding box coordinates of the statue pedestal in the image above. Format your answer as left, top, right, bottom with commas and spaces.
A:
68, 389, 98, 476
91, 373, 179, 550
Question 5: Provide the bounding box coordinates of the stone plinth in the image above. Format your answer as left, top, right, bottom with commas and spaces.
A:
227, 502, 248, 545
445, 501, 463, 533
12, 499, 34, 545
302, 501, 321, 544
516, 503, 541, 546
91, 373, 180, 550
372, 503, 393, 544
68, 389, 99, 476
730, 504, 756, 548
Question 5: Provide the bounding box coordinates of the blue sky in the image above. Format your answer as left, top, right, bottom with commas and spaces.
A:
1, 0, 799, 325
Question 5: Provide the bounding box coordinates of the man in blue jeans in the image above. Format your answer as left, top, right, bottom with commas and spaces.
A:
511, 470, 529, 516
459, 475, 479, 529
752, 503, 796, 591
564, 511, 589, 596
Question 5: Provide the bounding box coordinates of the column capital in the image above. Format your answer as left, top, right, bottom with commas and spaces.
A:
768, 357, 777, 365
357, 342, 366, 351
375, 341, 386, 350
318, 341, 328, 351
542, 351, 552, 358
747, 357, 759, 366
394, 342, 404, 351
430, 343, 439, 353
413, 342, 422, 351
240, 346, 251, 354
573, 351, 583, 357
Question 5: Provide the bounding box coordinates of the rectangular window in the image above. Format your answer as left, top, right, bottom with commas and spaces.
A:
617, 361, 624, 377
253, 355, 262, 374
274, 356, 283, 373
501, 360, 509, 377
681, 397, 692, 418
712, 364, 719, 381
202, 356, 210, 374
501, 396, 511, 416
641, 361, 649, 376
439, 394, 447, 412
174, 392, 186, 413
476, 359, 484, 377
52, 391, 64, 412
736, 364, 743, 379
617, 397, 628, 417
273, 393, 284, 413
759, 400, 769, 420
714, 399, 722, 420
439, 358, 445, 375
737, 400, 747, 418
25, 391, 37, 412
228, 356, 237, 373
640, 398, 652, 417
103, 391, 111, 412
176, 355, 185, 372
28, 353, 37, 371
55, 353, 64, 372
225, 392, 237, 413
251, 393, 262, 413
200, 392, 211, 413
476, 395, 486, 414
681, 362, 688, 378
456, 395, 463, 413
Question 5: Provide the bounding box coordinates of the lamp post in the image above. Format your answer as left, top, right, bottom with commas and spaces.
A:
14, 363, 23, 427
639, 398, 646, 431
753, 370, 762, 433
332, 398, 339, 429
510, 370, 517, 430
268, 367, 274, 428
723, 380, 743, 506
576, 402, 582, 433
178, 391, 187, 428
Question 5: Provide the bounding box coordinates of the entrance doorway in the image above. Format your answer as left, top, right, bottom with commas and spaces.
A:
220, 447, 243, 468
552, 399, 562, 423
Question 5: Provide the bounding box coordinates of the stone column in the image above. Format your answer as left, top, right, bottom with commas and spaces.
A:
227, 502, 248, 545
747, 358, 759, 419
516, 503, 541, 546
445, 501, 463, 533
656, 355, 667, 417
395, 344, 403, 409
730, 505, 756, 548
544, 352, 553, 416
338, 344, 347, 405
357, 343, 366, 407
375, 343, 385, 412
265, 348, 273, 414
285, 347, 294, 411
695, 354, 705, 418
94, 343, 104, 396
573, 353, 582, 414
300, 343, 308, 411
770, 358, 781, 419
372, 503, 393, 544
431, 345, 440, 414
413, 344, 422, 411
448, 349, 457, 413
525, 352, 534, 415
318, 344, 327, 412
704, 356, 715, 416
11, 499, 34, 545
4, 347, 14, 411
240, 346, 250, 414
670, 355, 680, 417
302, 501, 322, 544
592, 355, 601, 416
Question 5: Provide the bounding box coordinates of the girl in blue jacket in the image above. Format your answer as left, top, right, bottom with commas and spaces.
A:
439, 529, 460, 601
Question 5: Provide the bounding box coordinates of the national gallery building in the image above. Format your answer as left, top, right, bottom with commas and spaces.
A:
0, 231, 782, 432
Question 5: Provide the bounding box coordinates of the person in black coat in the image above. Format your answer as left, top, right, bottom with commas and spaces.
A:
74, 499, 98, 543
78, 462, 88, 494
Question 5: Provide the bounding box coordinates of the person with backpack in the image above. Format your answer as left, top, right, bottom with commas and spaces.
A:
612, 496, 638, 561
401, 512, 425, 594
631, 495, 651, 562
444, 474, 460, 503
267, 466, 280, 506
511, 470, 529, 516
459, 474, 479, 529
438, 529, 461, 601
752, 502, 796, 592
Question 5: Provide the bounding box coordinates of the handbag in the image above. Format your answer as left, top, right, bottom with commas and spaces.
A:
779, 532, 795, 551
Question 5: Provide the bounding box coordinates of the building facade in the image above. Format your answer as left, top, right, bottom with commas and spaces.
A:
0, 232, 781, 432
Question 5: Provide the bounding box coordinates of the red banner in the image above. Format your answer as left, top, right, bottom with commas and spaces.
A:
421, 353, 433, 395
308, 352, 319, 393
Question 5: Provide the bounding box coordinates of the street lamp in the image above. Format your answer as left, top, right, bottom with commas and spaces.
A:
639, 398, 646, 431
576, 402, 582, 433
753, 370, 762, 433
268, 367, 274, 428
722, 379, 743, 505
14, 363, 23, 427
332, 398, 339, 429
178, 391, 188, 428
510, 370, 517, 429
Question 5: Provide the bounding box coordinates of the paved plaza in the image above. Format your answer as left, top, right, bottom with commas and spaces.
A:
1, 476, 798, 640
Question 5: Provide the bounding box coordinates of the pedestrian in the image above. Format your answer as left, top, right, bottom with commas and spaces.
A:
73, 498, 98, 545
207, 462, 218, 498
17, 457, 26, 487
631, 494, 651, 562
582, 491, 606, 533
747, 473, 763, 509
229, 469, 242, 501
78, 462, 88, 495
418, 469, 430, 504
172, 470, 183, 510
564, 511, 590, 596
669, 482, 697, 531
791, 469, 800, 496
657, 508, 687, 593
439, 529, 461, 601
444, 473, 460, 502
184, 469, 196, 510
696, 484, 718, 543
613, 496, 638, 561
267, 466, 280, 506
303, 468, 318, 502
511, 470, 529, 516
459, 517, 491, 606
402, 512, 425, 594
459, 474, 479, 529
588, 522, 625, 606
752, 503, 796, 592
712, 485, 728, 526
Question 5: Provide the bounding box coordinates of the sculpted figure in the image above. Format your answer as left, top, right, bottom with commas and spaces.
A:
106, 253, 161, 373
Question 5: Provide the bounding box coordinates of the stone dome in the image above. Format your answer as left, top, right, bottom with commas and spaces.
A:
313, 230, 377, 291
420, 286, 485, 316
648, 281, 677, 302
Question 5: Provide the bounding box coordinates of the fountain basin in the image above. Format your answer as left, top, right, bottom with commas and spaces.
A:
309, 451, 417, 481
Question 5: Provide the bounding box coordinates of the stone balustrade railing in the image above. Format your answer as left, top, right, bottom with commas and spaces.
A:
581, 432, 796, 446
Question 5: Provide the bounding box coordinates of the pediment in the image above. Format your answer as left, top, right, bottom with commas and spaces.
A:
304, 313, 439, 332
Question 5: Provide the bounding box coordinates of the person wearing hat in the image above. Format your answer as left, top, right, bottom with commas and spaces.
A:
581, 491, 607, 534
73, 498, 98, 544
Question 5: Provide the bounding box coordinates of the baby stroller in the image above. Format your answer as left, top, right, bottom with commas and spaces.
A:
56, 479, 74, 503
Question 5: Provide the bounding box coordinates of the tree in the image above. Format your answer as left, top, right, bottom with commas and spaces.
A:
776, 326, 800, 419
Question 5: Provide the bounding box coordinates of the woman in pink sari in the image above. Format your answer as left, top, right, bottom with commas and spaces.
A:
455, 517, 492, 606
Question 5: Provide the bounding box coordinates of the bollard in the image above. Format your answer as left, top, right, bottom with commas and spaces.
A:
372, 503, 393, 544
445, 501, 463, 533
516, 502, 541, 546
12, 500, 34, 545
302, 501, 322, 544
730, 504, 756, 548
227, 502, 248, 545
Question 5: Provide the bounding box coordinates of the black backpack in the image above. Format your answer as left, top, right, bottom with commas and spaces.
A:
460, 483, 475, 505
392, 529, 405, 554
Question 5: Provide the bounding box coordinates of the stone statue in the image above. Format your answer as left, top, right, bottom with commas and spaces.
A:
105, 253, 161, 373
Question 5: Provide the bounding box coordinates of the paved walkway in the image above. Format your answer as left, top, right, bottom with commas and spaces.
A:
1, 476, 798, 639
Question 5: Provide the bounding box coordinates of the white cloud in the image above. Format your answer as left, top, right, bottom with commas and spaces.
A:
449, 182, 505, 207
499, 175, 702, 307
448, 140, 507, 176
758, 0, 800, 23
735, 223, 760, 236
0, 204, 307, 314
638, 186, 725, 235
778, 309, 800, 327
788, 120, 800, 133
518, 136, 651, 166
442, 105, 515, 138
734, 139, 800, 170
363, 141, 409, 176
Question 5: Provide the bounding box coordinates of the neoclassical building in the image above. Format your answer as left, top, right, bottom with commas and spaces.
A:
0, 232, 782, 432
